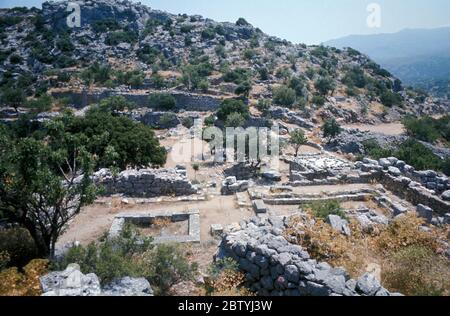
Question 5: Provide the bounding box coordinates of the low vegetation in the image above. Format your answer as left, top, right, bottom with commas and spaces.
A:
363, 138, 450, 176
403, 115, 450, 145
54, 224, 197, 296
286, 211, 450, 296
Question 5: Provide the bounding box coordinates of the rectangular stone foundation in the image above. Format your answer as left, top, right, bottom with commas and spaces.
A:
109, 210, 200, 244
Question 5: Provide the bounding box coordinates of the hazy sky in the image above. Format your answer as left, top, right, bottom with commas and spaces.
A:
1, 0, 450, 44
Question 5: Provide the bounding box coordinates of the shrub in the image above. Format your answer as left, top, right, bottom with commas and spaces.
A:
315, 77, 336, 96
322, 118, 342, 142
311, 46, 329, 58
142, 243, 198, 295
256, 99, 271, 116
93, 19, 120, 33
159, 112, 177, 127
25, 95, 53, 113
258, 67, 269, 81
9, 54, 22, 64
181, 117, 195, 129
0, 88, 25, 111
217, 99, 249, 121
0, 228, 38, 269
343, 67, 367, 88
305, 200, 346, 220
362, 139, 394, 160
204, 115, 216, 126
54, 224, 153, 284
148, 93, 176, 110
311, 95, 326, 106
380, 90, 402, 107
223, 68, 251, 85
0, 259, 49, 296
198, 79, 209, 93
215, 45, 226, 58
201, 28, 216, 40
403, 115, 449, 144
98, 96, 136, 114
225, 112, 246, 127
273, 85, 296, 108
235, 81, 252, 98
382, 245, 449, 296
443, 158, 450, 176
205, 258, 251, 296
236, 18, 250, 26
81, 62, 112, 85
105, 29, 138, 45
181, 61, 213, 90
395, 139, 443, 172
56, 35, 74, 52
0, 251, 10, 270
243, 49, 256, 60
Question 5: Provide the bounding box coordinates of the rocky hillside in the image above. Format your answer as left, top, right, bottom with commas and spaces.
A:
0, 0, 448, 123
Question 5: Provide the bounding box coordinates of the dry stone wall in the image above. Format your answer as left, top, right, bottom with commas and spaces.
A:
93, 167, 198, 198
51, 90, 224, 111
217, 217, 400, 296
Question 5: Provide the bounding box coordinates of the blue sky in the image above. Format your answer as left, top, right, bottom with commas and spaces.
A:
2, 0, 450, 44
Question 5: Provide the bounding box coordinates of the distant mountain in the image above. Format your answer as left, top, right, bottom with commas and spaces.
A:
325, 27, 450, 98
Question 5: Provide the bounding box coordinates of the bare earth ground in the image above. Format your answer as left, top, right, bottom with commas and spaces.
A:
343, 123, 405, 136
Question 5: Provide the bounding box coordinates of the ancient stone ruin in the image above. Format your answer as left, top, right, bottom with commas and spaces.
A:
109, 210, 201, 244
92, 167, 198, 198
217, 216, 400, 296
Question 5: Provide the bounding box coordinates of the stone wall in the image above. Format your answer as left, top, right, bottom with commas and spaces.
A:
217, 217, 399, 296
51, 90, 224, 111
356, 158, 450, 215
93, 167, 198, 198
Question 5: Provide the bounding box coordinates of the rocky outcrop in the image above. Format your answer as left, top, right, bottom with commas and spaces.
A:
40, 264, 153, 296
93, 167, 198, 197
217, 217, 400, 296
269, 107, 315, 130
333, 129, 450, 159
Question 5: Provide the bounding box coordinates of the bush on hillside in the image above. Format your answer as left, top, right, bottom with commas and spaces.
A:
148, 93, 176, 110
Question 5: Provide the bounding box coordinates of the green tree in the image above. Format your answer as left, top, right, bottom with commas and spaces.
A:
148, 93, 176, 110
1, 88, 25, 112
236, 18, 250, 26
25, 95, 53, 113
225, 112, 246, 128
65, 109, 167, 170
0, 124, 98, 258
216, 99, 250, 122
322, 118, 342, 143
98, 96, 136, 115
235, 81, 252, 98
380, 90, 402, 107
273, 85, 296, 108
290, 129, 308, 156
315, 77, 336, 96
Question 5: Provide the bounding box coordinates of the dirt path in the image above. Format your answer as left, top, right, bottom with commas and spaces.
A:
343, 123, 405, 136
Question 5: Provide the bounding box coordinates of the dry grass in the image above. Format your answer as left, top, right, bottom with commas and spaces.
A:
286, 213, 450, 295
0, 259, 49, 296
204, 270, 254, 297
152, 217, 172, 229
